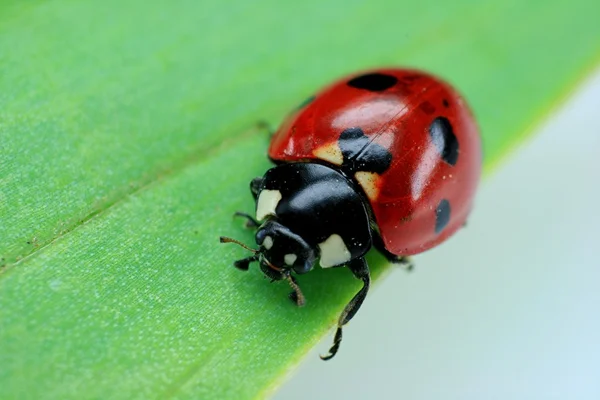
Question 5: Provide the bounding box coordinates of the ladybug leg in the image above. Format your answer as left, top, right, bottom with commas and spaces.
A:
250, 176, 264, 200
382, 252, 413, 271
256, 120, 274, 137
234, 174, 262, 227
320, 257, 370, 361
233, 255, 259, 271
233, 211, 260, 229
372, 233, 414, 271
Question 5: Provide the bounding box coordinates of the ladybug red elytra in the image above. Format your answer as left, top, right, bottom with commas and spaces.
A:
221, 68, 482, 360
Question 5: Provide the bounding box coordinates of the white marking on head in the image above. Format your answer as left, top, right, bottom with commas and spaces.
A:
318, 234, 351, 268
256, 189, 282, 221
313, 143, 343, 165
284, 253, 297, 266
354, 171, 380, 201
263, 235, 274, 250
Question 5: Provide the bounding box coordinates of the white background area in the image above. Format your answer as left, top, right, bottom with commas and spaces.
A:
276, 69, 600, 400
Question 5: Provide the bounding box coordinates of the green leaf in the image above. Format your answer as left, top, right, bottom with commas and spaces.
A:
1, 1, 599, 398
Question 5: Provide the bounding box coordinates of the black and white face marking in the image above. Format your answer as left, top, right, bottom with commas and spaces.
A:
255, 220, 316, 276
262, 235, 274, 250
284, 253, 297, 266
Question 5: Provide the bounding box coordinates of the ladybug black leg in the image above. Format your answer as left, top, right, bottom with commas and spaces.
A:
383, 252, 413, 272
373, 233, 414, 271
233, 211, 260, 229
250, 177, 264, 200
233, 255, 259, 271
320, 257, 370, 361
256, 120, 274, 137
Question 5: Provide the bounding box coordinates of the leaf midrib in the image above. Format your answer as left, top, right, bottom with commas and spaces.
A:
0, 123, 264, 277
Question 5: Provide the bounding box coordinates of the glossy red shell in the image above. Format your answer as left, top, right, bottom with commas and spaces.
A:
268, 68, 482, 256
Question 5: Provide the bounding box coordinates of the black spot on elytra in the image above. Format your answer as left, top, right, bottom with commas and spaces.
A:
442, 99, 450, 108
338, 127, 392, 174
435, 199, 451, 234
347, 73, 398, 91
429, 117, 459, 166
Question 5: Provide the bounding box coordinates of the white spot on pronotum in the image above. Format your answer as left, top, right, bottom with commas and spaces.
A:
354, 171, 380, 200
284, 253, 297, 266
263, 236, 274, 250
256, 189, 282, 221
313, 143, 343, 165
318, 234, 351, 268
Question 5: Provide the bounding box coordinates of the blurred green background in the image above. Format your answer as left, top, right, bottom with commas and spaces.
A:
1, 1, 599, 399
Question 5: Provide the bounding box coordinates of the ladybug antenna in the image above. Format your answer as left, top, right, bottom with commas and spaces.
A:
219, 236, 259, 253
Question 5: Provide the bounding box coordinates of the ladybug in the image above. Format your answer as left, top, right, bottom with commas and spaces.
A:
220, 68, 481, 360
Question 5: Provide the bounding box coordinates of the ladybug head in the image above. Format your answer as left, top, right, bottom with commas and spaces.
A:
255, 220, 316, 279
220, 220, 316, 305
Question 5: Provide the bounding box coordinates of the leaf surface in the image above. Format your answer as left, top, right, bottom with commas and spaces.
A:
1, 1, 599, 398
